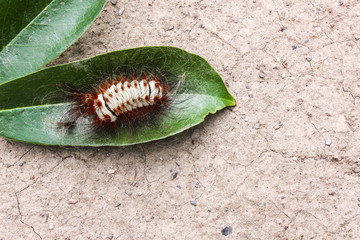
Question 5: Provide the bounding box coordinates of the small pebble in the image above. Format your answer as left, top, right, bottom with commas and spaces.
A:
63, 219, 68, 224
281, 196, 286, 199
357, 197, 360, 202
355, 35, 360, 41
281, 72, 286, 78
339, 1, 344, 6
248, 93, 254, 98
5, 163, 12, 168
191, 129, 200, 141
49, 223, 54, 230
176, 185, 181, 189
190, 201, 197, 206
118, 8, 125, 16
221, 226, 232, 236
306, 56, 312, 62
234, 18, 239, 23
171, 171, 178, 180
258, 72, 265, 78
68, 198, 79, 205
274, 122, 283, 130
292, 45, 297, 50
108, 169, 115, 174
325, 139, 332, 146
245, 83, 251, 89
254, 123, 260, 129
168, 25, 174, 31
110, 0, 117, 5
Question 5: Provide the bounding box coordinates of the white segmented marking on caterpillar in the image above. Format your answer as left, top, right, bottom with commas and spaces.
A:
90, 79, 164, 122
103, 86, 118, 113
139, 80, 150, 107
130, 80, 143, 108
95, 94, 117, 122
149, 81, 158, 103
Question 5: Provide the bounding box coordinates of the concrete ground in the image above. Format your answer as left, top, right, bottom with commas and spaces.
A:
1, 0, 360, 239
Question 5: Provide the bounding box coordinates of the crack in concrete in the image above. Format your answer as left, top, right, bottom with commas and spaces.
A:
140, 146, 150, 188
308, 2, 335, 43
5, 146, 34, 168
203, 27, 242, 54
15, 192, 42, 239
10, 154, 72, 238
16, 155, 70, 194
342, 86, 360, 103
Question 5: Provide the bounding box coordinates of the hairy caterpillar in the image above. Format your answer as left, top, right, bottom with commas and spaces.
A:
58, 71, 181, 132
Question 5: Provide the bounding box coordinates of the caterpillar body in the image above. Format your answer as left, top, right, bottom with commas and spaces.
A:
63, 73, 170, 128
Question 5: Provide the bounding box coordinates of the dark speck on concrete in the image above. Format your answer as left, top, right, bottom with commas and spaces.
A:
171, 171, 178, 180
221, 226, 232, 236
190, 201, 197, 206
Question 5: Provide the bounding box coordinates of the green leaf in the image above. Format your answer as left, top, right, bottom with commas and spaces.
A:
0, 0, 107, 84
0, 47, 235, 146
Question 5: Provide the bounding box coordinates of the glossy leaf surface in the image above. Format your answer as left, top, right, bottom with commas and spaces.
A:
0, 47, 235, 146
0, 0, 107, 84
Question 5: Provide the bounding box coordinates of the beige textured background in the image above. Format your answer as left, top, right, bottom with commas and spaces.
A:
1, 0, 360, 239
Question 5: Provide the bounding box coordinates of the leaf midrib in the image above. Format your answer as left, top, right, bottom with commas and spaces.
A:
0, 93, 235, 113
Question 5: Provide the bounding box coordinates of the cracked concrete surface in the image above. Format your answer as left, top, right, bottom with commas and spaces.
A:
1, 0, 360, 239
